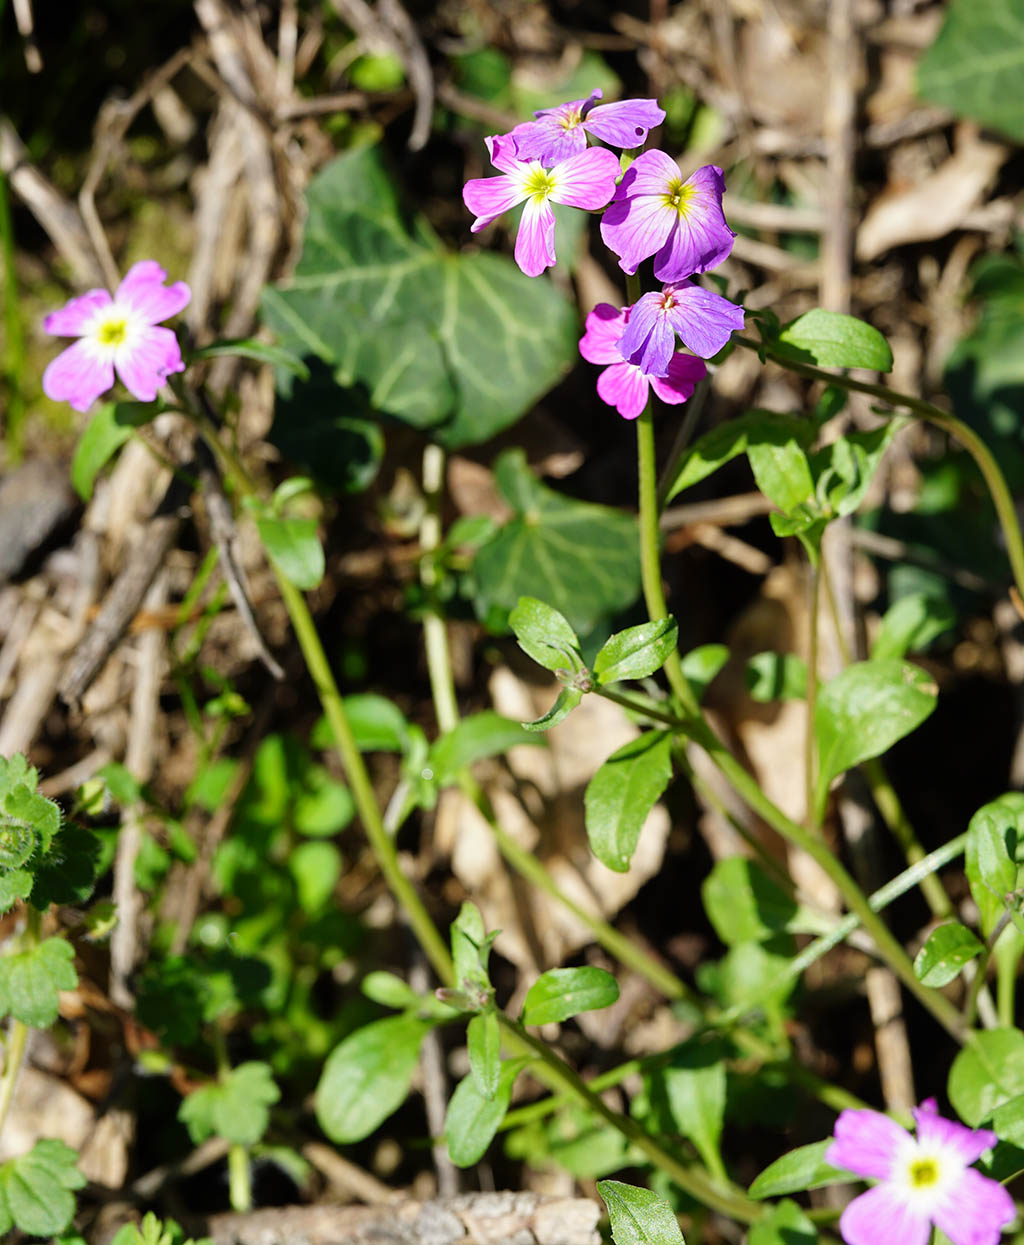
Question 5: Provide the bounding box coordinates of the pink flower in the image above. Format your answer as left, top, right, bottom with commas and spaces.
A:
826, 1099, 1015, 1245
507, 88, 665, 165
579, 303, 706, 420
618, 282, 745, 375
43, 261, 190, 412
463, 135, 621, 278
600, 154, 735, 282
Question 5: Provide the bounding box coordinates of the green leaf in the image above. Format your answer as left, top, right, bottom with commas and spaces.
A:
315, 1014, 430, 1142
70, 401, 160, 500
746, 428, 815, 514
179, 1061, 280, 1146
749, 1140, 848, 1198
288, 841, 342, 913
291, 766, 355, 837
257, 516, 324, 590
814, 660, 938, 820
593, 618, 679, 685
948, 1029, 1024, 1126
991, 1093, 1024, 1147
965, 793, 1024, 937
0, 1138, 85, 1236
680, 645, 729, 701
663, 1043, 726, 1176
29, 824, 102, 909
312, 694, 411, 753
521, 966, 619, 1026
665, 410, 813, 502
428, 711, 542, 784
191, 337, 310, 378
467, 1011, 501, 1100
262, 147, 577, 448
0, 937, 77, 1027
913, 922, 985, 987
775, 309, 893, 372
0, 869, 32, 913
444, 1060, 523, 1167
871, 593, 956, 661
811, 421, 905, 517
508, 596, 583, 673
450, 901, 497, 1003
748, 1199, 818, 1245
746, 652, 807, 702
361, 971, 423, 1011
522, 685, 583, 733
702, 858, 801, 946
597, 1180, 686, 1245
473, 450, 641, 636
584, 732, 673, 873
917, 0, 1024, 143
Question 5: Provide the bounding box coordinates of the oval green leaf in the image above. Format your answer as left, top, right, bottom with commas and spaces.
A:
584, 732, 672, 873
913, 922, 984, 987
521, 965, 619, 1027
776, 309, 893, 372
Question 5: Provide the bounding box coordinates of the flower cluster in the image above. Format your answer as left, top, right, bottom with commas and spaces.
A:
827, 1099, 1015, 1245
462, 89, 744, 419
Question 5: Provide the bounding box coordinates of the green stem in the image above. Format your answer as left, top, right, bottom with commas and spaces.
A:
805, 560, 820, 830
228, 1143, 252, 1213
737, 336, 1024, 601
498, 1015, 765, 1224
276, 571, 454, 985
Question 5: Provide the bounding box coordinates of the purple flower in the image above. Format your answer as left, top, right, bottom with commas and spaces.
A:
43, 261, 190, 412
463, 135, 621, 277
507, 88, 665, 165
579, 303, 706, 420
617, 282, 745, 376
600, 154, 735, 282
826, 1099, 1015, 1245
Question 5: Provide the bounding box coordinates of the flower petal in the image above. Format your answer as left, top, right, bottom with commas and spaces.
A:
601, 191, 676, 274
931, 1166, 1016, 1245
617, 292, 675, 376
827, 1108, 913, 1181
116, 261, 191, 324
42, 339, 115, 412
114, 325, 184, 402
838, 1185, 932, 1245
464, 172, 527, 231
514, 198, 556, 277
652, 164, 735, 280
596, 361, 649, 419
510, 111, 587, 165
650, 354, 707, 404
583, 98, 666, 149
550, 146, 621, 210
665, 282, 745, 358
579, 304, 629, 365
43, 289, 112, 338
913, 1101, 997, 1168
613, 148, 681, 198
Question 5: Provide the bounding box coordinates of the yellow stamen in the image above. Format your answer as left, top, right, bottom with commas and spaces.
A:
662, 177, 697, 218
523, 166, 557, 204
97, 318, 129, 347
909, 1157, 940, 1188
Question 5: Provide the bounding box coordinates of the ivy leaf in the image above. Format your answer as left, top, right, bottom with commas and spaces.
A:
521, 966, 619, 1026
0, 937, 77, 1028
584, 732, 673, 873
262, 146, 577, 448
179, 1062, 280, 1146
257, 516, 324, 590
444, 1059, 526, 1167
70, 401, 161, 500
473, 450, 641, 636
917, 0, 1024, 143
0, 1139, 85, 1236
597, 1180, 686, 1245
316, 1015, 430, 1143
775, 309, 893, 372
814, 660, 937, 821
